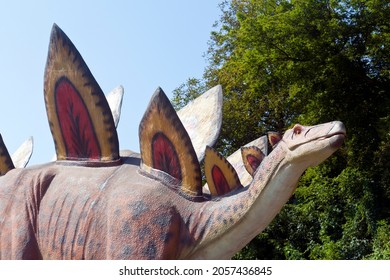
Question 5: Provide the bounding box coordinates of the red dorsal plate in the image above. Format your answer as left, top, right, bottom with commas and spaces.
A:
268, 131, 282, 148
44, 24, 119, 162
241, 146, 265, 177
139, 87, 202, 197
0, 134, 15, 176
204, 146, 242, 196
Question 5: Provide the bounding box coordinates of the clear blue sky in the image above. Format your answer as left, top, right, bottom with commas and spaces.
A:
0, 0, 221, 164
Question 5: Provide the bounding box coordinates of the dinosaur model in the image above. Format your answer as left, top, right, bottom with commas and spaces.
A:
0, 24, 346, 259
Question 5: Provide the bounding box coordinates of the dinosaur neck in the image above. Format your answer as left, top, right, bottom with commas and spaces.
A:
188, 142, 305, 259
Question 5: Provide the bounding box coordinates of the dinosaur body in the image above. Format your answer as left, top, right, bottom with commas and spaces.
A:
0, 121, 345, 260
0, 154, 198, 259
0, 24, 346, 259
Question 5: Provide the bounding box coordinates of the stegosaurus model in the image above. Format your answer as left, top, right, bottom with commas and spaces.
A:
0, 24, 346, 259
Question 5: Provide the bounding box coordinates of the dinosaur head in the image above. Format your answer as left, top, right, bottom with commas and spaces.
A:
279, 121, 346, 168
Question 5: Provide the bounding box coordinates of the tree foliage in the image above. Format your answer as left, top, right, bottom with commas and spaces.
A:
173, 0, 390, 259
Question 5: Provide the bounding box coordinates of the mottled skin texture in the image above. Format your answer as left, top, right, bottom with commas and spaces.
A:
0, 154, 200, 259
0, 121, 346, 259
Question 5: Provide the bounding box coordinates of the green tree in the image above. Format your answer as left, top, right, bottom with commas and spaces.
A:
171, 78, 206, 111
173, 0, 390, 259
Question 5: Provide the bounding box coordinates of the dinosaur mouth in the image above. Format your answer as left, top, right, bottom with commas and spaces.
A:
316, 121, 346, 149
326, 132, 346, 148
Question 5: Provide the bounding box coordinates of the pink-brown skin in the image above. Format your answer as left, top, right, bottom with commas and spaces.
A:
0, 122, 345, 259
0, 155, 199, 259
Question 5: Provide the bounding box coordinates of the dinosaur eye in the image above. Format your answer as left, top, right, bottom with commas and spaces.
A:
293, 125, 303, 136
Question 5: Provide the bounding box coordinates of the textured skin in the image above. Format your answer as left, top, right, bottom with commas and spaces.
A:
0, 153, 203, 259
0, 143, 285, 260
0, 150, 263, 260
